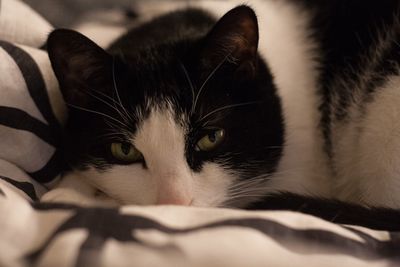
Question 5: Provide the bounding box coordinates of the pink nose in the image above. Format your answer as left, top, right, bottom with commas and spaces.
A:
156, 194, 192, 206
155, 172, 192, 205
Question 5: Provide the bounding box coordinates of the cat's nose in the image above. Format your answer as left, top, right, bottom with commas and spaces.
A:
156, 192, 192, 206
155, 170, 193, 206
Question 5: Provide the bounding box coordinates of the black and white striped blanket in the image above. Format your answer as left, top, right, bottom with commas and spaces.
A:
0, 0, 398, 266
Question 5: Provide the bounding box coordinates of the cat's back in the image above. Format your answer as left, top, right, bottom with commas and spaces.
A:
306, 1, 400, 208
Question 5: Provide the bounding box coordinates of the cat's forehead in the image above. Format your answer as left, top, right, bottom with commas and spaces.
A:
123, 44, 186, 70
132, 103, 190, 172
135, 104, 187, 148
135, 99, 187, 125
121, 52, 186, 90
114, 50, 197, 115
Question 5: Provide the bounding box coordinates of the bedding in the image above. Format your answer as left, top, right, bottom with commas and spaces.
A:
0, 0, 399, 266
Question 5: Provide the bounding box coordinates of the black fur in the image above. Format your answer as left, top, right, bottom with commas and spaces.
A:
47, 6, 284, 180
247, 193, 400, 231
292, 0, 400, 157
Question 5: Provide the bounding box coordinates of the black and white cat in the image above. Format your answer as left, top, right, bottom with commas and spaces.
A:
43, 0, 400, 213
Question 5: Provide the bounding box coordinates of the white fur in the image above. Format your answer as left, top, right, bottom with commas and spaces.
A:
251, 1, 332, 196
333, 75, 400, 208
133, 0, 332, 197
43, 106, 235, 206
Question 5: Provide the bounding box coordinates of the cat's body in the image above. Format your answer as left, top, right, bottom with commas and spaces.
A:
43, 0, 400, 213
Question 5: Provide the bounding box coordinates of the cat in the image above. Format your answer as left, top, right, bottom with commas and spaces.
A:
43, 0, 400, 217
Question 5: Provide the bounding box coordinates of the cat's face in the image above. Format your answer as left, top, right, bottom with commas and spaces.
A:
47, 6, 284, 207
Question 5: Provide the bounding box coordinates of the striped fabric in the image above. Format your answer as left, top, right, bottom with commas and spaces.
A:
1, 185, 399, 267
0, 0, 398, 266
0, 41, 65, 184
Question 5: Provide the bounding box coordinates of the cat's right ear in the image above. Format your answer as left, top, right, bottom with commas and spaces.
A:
47, 29, 112, 107
200, 5, 259, 77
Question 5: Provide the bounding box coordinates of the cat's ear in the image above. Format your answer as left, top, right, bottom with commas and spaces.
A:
201, 5, 259, 75
47, 29, 112, 107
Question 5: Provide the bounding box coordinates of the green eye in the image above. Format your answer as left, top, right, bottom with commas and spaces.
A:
195, 129, 225, 152
110, 142, 143, 163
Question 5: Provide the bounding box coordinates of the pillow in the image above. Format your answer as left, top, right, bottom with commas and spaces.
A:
0, 0, 52, 47
0, 0, 64, 192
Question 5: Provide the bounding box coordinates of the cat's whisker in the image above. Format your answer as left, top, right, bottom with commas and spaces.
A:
226, 179, 277, 195
227, 180, 270, 195
106, 124, 132, 139
227, 179, 274, 192
91, 88, 121, 106
226, 166, 313, 199
199, 119, 213, 128
80, 88, 131, 124
228, 182, 270, 195
227, 193, 268, 200
104, 120, 120, 131
89, 87, 131, 120
103, 114, 130, 130
95, 133, 121, 138
88, 86, 135, 124
112, 98, 133, 126
228, 178, 267, 190
94, 132, 127, 140
103, 121, 133, 140
66, 103, 126, 126
112, 56, 134, 122
179, 62, 196, 109
226, 192, 273, 200
104, 98, 131, 126
199, 101, 261, 124
192, 52, 232, 114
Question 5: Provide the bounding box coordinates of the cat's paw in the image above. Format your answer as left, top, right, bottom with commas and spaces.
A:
41, 187, 98, 206
41, 173, 119, 207
41, 187, 119, 207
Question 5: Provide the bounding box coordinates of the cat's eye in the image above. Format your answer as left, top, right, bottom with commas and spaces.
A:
110, 142, 143, 163
195, 129, 225, 152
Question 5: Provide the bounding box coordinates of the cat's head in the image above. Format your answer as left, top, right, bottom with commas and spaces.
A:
47, 5, 284, 207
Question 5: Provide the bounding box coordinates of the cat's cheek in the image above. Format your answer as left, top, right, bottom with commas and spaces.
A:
41, 173, 118, 207
79, 165, 195, 206
80, 166, 156, 205
191, 162, 237, 207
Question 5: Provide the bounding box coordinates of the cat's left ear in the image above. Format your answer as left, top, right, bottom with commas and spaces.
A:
201, 5, 259, 75
47, 29, 113, 107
